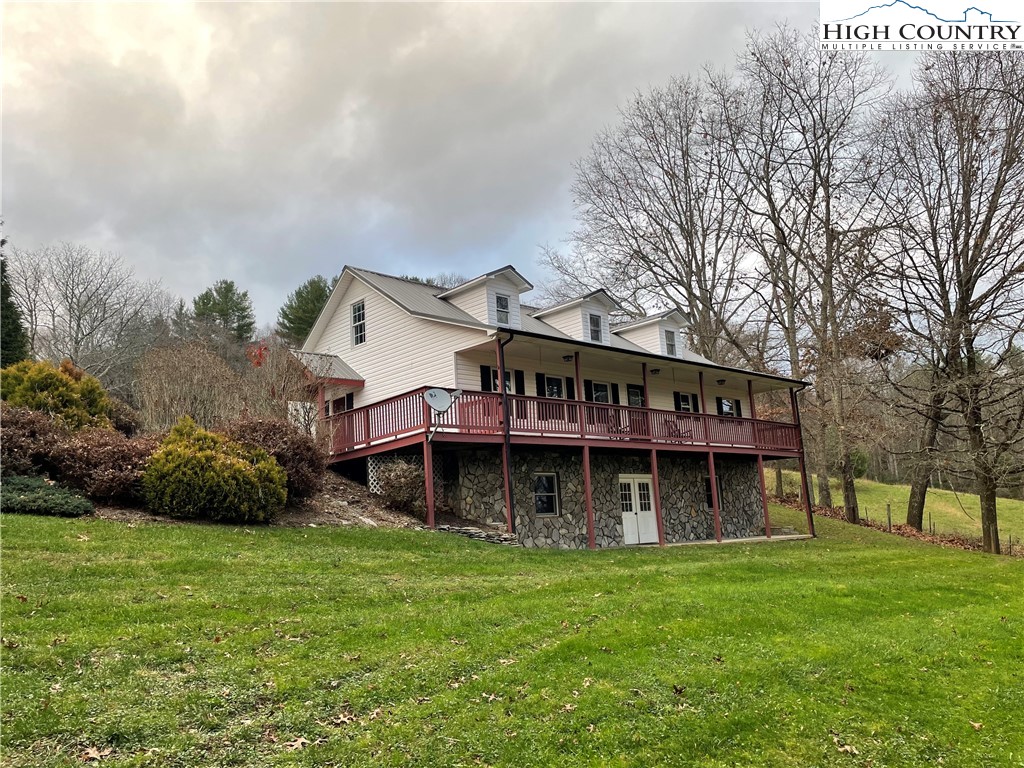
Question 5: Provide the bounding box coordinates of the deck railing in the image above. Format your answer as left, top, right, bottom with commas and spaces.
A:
324, 387, 801, 456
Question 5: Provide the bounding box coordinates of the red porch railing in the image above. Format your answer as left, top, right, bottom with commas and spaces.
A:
324, 387, 802, 456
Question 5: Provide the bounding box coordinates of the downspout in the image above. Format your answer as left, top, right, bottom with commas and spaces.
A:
497, 332, 516, 534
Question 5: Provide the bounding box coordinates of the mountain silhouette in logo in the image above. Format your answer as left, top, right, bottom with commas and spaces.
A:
833, 1, 1015, 23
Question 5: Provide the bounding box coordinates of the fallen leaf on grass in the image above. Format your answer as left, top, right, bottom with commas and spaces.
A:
285, 737, 309, 751
970, 721, 983, 731
81, 746, 112, 761
562, 703, 577, 713
831, 733, 859, 755
16, 595, 27, 603
332, 711, 357, 726
77, 534, 90, 542
498, 658, 517, 666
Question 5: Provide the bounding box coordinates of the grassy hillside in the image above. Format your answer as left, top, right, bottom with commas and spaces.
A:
2, 509, 1022, 767
777, 471, 1024, 543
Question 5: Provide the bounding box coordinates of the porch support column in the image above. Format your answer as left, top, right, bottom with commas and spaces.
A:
757, 453, 772, 539
317, 383, 330, 452
747, 379, 757, 419
497, 336, 516, 534
574, 351, 585, 437
641, 363, 649, 407
790, 387, 816, 538
423, 438, 436, 529
708, 451, 723, 542
583, 445, 596, 550
650, 449, 665, 546
698, 371, 707, 415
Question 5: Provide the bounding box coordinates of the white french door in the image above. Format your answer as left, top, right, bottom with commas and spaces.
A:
619, 474, 659, 545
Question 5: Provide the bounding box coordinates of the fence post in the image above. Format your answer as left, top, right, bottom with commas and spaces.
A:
886, 502, 892, 532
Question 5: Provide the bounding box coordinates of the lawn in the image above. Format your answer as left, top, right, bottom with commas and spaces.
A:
2, 508, 1022, 767
778, 471, 1024, 544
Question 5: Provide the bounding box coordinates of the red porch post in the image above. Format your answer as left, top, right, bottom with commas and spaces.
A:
641, 363, 649, 407
496, 338, 515, 534
757, 453, 772, 539
790, 387, 816, 538
650, 449, 665, 546
583, 445, 596, 550
574, 351, 585, 437
708, 451, 723, 542
747, 379, 757, 419
423, 438, 436, 529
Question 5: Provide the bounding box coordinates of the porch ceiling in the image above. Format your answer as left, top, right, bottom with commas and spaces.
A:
456, 333, 805, 394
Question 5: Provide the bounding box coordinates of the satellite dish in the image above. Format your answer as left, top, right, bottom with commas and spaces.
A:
423, 388, 453, 413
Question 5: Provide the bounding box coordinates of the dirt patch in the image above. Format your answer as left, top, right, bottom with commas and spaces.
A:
93, 471, 423, 530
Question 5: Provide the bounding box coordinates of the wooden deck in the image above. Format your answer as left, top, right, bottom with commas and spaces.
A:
324, 387, 802, 459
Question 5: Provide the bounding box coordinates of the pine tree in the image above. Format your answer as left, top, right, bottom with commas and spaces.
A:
192, 280, 256, 344
276, 274, 337, 346
1, 258, 30, 367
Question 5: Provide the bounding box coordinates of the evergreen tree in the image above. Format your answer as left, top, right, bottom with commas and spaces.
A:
1, 258, 30, 367
276, 274, 337, 346
192, 280, 256, 344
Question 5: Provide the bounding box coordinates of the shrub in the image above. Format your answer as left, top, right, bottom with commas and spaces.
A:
107, 397, 142, 437
1, 359, 110, 429
50, 429, 160, 505
143, 417, 287, 523
1, 475, 94, 517
0, 404, 68, 476
222, 418, 325, 500
374, 459, 426, 519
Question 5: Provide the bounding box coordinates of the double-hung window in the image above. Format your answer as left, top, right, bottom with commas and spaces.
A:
664, 329, 677, 356
533, 473, 560, 516
589, 313, 603, 342
352, 301, 366, 345
495, 294, 511, 325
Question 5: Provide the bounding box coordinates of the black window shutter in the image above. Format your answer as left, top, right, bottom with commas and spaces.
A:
674, 392, 683, 411
691, 393, 700, 413
346, 393, 354, 411
514, 370, 525, 395
480, 365, 492, 392
584, 379, 594, 402
535, 373, 546, 397
735, 399, 743, 418
716, 397, 725, 415
611, 384, 620, 405
565, 377, 575, 400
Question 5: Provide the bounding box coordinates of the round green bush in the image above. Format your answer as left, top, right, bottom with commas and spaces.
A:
143, 416, 287, 523
0, 359, 110, 429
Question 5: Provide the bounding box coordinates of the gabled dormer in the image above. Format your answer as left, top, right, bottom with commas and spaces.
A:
530, 290, 620, 346
612, 309, 689, 357
438, 266, 533, 329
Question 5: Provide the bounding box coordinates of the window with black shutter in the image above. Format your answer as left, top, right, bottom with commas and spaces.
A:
674, 392, 700, 413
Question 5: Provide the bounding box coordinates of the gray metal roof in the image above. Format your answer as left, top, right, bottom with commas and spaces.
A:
290, 350, 363, 382
349, 268, 490, 328
612, 309, 686, 332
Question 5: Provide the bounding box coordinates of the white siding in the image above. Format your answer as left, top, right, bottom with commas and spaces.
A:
615, 324, 662, 354
447, 285, 489, 324
312, 277, 486, 404
535, 305, 583, 339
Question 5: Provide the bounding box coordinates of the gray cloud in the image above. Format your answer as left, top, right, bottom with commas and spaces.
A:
4, 2, 823, 325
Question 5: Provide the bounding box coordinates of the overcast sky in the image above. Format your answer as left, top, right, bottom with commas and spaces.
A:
3, 2, 828, 326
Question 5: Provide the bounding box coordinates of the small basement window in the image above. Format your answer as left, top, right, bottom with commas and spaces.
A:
533, 473, 560, 516
495, 294, 511, 325
352, 301, 366, 345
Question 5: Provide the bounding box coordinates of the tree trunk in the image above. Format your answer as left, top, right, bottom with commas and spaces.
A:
817, 472, 834, 508
907, 390, 945, 531
774, 465, 784, 499
978, 469, 1001, 555
839, 443, 860, 524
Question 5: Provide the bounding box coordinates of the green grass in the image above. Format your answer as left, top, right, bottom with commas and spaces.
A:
778, 471, 1024, 543
2, 509, 1022, 767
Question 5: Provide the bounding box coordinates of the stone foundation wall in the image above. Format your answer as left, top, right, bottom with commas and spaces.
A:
453, 447, 764, 548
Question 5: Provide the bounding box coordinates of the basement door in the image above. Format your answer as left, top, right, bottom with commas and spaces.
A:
619, 474, 659, 545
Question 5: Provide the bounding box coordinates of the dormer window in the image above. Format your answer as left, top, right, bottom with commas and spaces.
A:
664, 329, 677, 356
495, 294, 511, 325
589, 313, 603, 342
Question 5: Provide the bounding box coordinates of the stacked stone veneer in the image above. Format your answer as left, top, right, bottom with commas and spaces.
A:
453, 448, 765, 548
